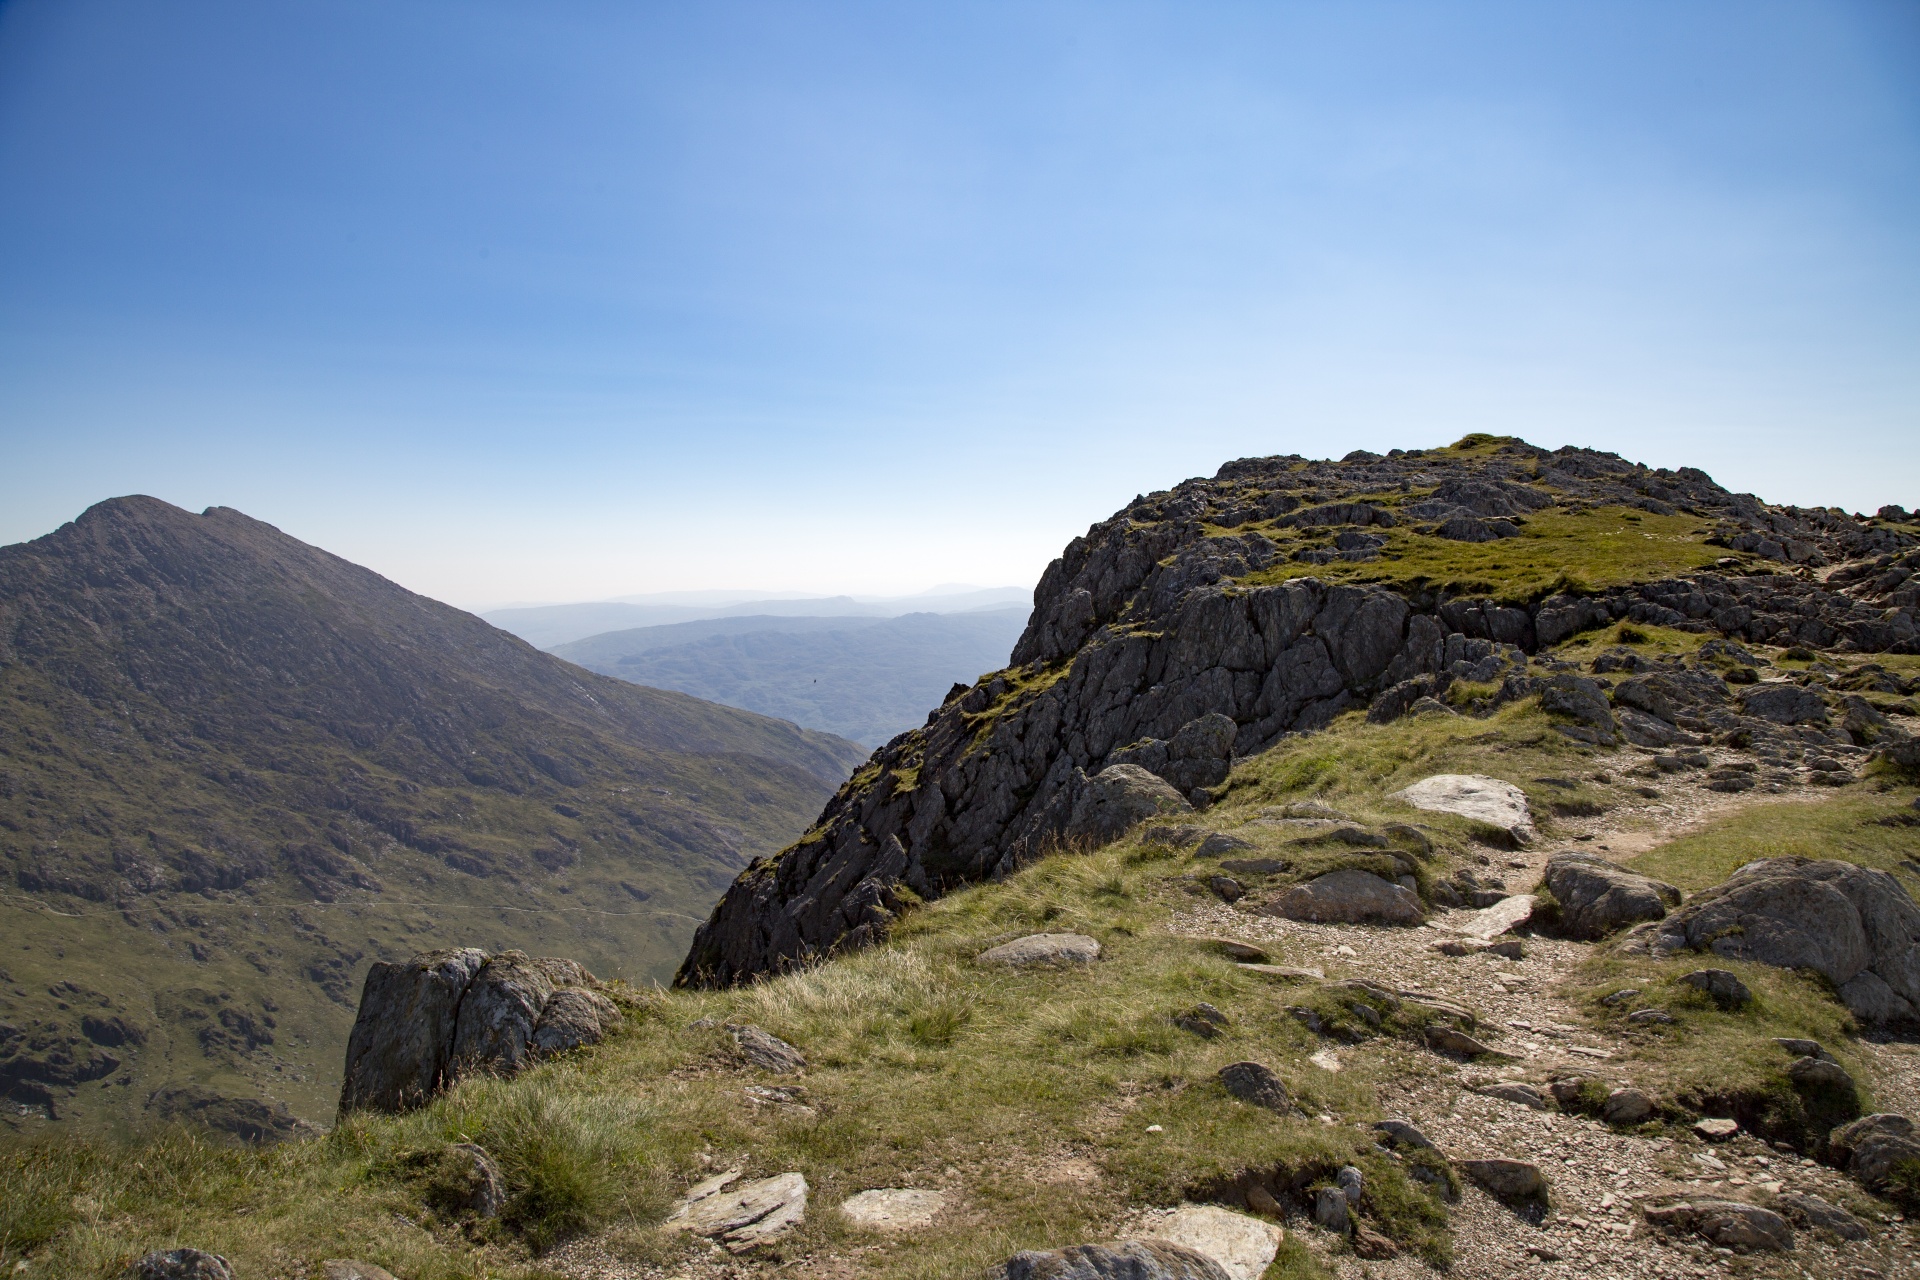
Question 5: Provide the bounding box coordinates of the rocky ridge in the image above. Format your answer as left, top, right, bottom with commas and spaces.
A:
678, 438, 1920, 986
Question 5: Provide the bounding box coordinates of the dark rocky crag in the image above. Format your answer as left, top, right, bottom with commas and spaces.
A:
0, 497, 865, 1132
678, 437, 1919, 986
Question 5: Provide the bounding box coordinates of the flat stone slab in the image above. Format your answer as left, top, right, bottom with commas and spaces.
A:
669, 1171, 808, 1250
1236, 963, 1324, 981
1139, 1204, 1283, 1280
1456, 894, 1536, 941
840, 1187, 948, 1231
976, 933, 1102, 966
1392, 774, 1535, 843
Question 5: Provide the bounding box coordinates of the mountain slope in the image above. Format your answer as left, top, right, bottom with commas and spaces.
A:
485, 587, 1031, 649
554, 609, 1031, 746
678, 434, 1920, 986
0, 497, 866, 1135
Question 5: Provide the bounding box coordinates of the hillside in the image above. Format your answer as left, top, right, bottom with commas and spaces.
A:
0, 498, 866, 1138
554, 609, 1031, 746
485, 588, 1031, 650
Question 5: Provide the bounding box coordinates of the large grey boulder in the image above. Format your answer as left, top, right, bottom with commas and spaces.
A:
1139, 1204, 1283, 1280
339, 947, 485, 1113
1772, 1192, 1869, 1242
1829, 1114, 1920, 1190
1538, 674, 1618, 742
1542, 851, 1681, 939
1632, 858, 1920, 1024
1218, 1060, 1292, 1112
1002, 1240, 1233, 1280
1260, 869, 1422, 925
1644, 1200, 1793, 1252
1738, 683, 1829, 725
1392, 774, 1535, 844
339, 947, 619, 1114
1049, 764, 1195, 848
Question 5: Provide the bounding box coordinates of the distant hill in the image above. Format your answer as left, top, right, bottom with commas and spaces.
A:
485, 586, 1031, 649
553, 609, 1031, 746
0, 497, 866, 1137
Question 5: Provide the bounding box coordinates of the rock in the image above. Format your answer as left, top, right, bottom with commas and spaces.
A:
128, 1251, 234, 1280
1456, 894, 1535, 941
1679, 968, 1752, 1008
1240, 964, 1324, 981
1001, 1240, 1233, 1280
1373, 1118, 1436, 1149
669, 1171, 809, 1250
1195, 832, 1257, 858
1055, 764, 1197, 846
1548, 1079, 1588, 1109
1384, 823, 1433, 855
1350, 1222, 1398, 1259
1772, 1192, 1870, 1241
1774, 1036, 1834, 1061
1739, 683, 1830, 725
1602, 1088, 1655, 1126
1201, 937, 1268, 962
1218, 1060, 1292, 1112
1459, 1158, 1547, 1202
1426, 1026, 1497, 1058
1337, 1165, 1364, 1203
1313, 1185, 1349, 1231
150, 1084, 317, 1145
321, 1264, 400, 1280
1693, 1117, 1740, 1142
728, 1024, 806, 1073
338, 947, 486, 1113
1600, 989, 1642, 1007
1787, 1055, 1855, 1093
977, 933, 1103, 967
1207, 875, 1245, 902
1476, 1082, 1547, 1109
1539, 675, 1619, 741
1541, 851, 1681, 940
1829, 1114, 1920, 1190
1627, 1008, 1676, 1025
1144, 824, 1208, 849
1259, 870, 1423, 925
1643, 1199, 1793, 1252
531, 988, 622, 1059
1392, 774, 1536, 844
1174, 1004, 1230, 1038
1636, 858, 1920, 1024
840, 1187, 948, 1231
1217, 858, 1289, 876
1140, 1204, 1283, 1280
448, 951, 558, 1082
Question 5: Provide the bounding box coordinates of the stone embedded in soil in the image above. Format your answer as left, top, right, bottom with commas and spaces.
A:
728, 1024, 807, 1073
1601, 1087, 1656, 1126
1001, 1239, 1233, 1280
1201, 937, 1269, 962
1259, 869, 1423, 925
1236, 963, 1324, 981
1787, 1055, 1855, 1092
1426, 1025, 1498, 1058
1139, 1203, 1283, 1280
130, 1251, 235, 1280
1693, 1117, 1740, 1142
839, 1187, 949, 1231
1455, 894, 1535, 941
1219, 1060, 1293, 1112
1643, 1199, 1794, 1252
1772, 1192, 1870, 1241
1475, 1081, 1547, 1109
1679, 968, 1752, 1007
1374, 1118, 1437, 1149
1392, 774, 1536, 844
1459, 1158, 1547, 1202
669, 1171, 809, 1250
1830, 1114, 1920, 1190
976, 933, 1103, 967
321, 1264, 400, 1280
1541, 851, 1681, 940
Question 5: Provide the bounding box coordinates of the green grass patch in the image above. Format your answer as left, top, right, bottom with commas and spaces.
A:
1628, 789, 1920, 892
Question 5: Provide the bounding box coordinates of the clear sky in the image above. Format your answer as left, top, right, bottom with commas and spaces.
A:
1, 1, 1915, 609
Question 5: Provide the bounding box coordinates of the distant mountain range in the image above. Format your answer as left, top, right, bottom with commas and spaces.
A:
484, 586, 1030, 650
0, 497, 865, 1137
553, 609, 1031, 746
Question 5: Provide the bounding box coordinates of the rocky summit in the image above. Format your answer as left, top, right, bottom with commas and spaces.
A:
0, 497, 863, 1135
678, 436, 1919, 985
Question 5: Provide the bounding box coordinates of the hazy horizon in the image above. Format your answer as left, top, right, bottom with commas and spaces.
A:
3, 2, 1915, 608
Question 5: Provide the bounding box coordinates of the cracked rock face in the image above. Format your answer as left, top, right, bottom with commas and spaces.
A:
676, 441, 1920, 988
338, 947, 618, 1114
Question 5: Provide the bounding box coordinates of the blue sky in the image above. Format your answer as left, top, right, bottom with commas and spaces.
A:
1, 1, 1915, 608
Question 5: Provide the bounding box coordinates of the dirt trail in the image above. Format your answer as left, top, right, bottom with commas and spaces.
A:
1170, 768, 1920, 1280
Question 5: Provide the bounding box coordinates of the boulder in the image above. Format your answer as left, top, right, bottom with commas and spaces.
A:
1053, 764, 1195, 847
1829, 1114, 1920, 1190
1173, 1003, 1230, 1038
1772, 1192, 1869, 1241
1373, 1118, 1436, 1149
338, 947, 614, 1114
1001, 1240, 1233, 1280
1539, 675, 1618, 741
1602, 1088, 1655, 1126
1679, 969, 1752, 1008
1259, 870, 1422, 925
1459, 1158, 1546, 1202
1739, 684, 1830, 725
1219, 1060, 1292, 1112
840, 1187, 948, 1231
1426, 1026, 1497, 1057
1642, 1200, 1793, 1252
1194, 832, 1257, 858
338, 947, 486, 1113
1786, 1055, 1854, 1093
1541, 852, 1680, 940
1694, 1118, 1739, 1142
977, 933, 1102, 967
728, 1024, 807, 1073
1633, 858, 1920, 1024
669, 1171, 809, 1250
128, 1252, 234, 1280
1456, 894, 1535, 941
1314, 1185, 1349, 1231
1392, 774, 1536, 845
1139, 1204, 1283, 1280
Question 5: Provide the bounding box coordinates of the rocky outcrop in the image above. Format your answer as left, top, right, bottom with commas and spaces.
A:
1259, 870, 1423, 925
339, 948, 619, 1114
1541, 851, 1681, 939
1001, 1240, 1233, 1280
1628, 858, 1920, 1024
678, 441, 1920, 987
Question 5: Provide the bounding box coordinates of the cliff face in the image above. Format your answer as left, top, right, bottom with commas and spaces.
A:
676, 437, 1920, 987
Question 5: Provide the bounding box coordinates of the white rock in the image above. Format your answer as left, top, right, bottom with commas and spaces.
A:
1140, 1203, 1283, 1280
840, 1187, 948, 1231
976, 933, 1102, 966
1392, 774, 1535, 844
668, 1172, 808, 1250
1457, 894, 1537, 941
